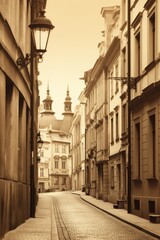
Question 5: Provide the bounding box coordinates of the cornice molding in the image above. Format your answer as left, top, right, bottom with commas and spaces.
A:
131, 12, 142, 29
144, 0, 156, 10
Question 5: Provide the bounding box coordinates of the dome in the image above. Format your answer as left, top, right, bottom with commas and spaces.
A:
39, 112, 60, 130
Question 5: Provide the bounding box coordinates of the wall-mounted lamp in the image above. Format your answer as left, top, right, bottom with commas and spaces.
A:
37, 132, 43, 163
16, 10, 54, 69
37, 132, 44, 150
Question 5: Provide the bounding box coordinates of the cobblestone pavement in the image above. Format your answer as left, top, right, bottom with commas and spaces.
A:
76, 191, 160, 239
2, 191, 160, 240
51, 192, 158, 240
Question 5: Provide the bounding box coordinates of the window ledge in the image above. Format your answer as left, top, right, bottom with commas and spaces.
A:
132, 178, 142, 183
147, 177, 158, 182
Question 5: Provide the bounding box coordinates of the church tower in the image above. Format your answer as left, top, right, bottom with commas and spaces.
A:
42, 83, 54, 112
61, 85, 74, 132
63, 85, 73, 116
39, 83, 56, 129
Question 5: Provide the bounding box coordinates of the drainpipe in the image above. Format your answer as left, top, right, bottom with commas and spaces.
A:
127, 0, 131, 214
30, 1, 37, 218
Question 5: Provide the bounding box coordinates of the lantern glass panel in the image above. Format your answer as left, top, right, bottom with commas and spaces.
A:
32, 27, 50, 53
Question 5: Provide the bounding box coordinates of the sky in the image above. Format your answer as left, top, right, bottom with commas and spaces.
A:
39, 0, 120, 119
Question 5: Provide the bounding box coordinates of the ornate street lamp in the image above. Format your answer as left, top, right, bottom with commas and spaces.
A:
37, 132, 43, 150
16, 10, 54, 69
37, 132, 44, 163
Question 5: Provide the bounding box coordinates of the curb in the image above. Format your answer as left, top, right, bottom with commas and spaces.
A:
72, 192, 160, 240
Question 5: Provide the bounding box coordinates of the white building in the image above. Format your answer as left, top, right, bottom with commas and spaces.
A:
70, 91, 86, 191
38, 85, 73, 192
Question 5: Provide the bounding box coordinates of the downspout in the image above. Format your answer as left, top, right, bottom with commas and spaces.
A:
127, 0, 131, 214
30, 0, 36, 218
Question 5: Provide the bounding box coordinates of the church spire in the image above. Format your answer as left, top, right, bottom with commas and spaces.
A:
46, 82, 50, 98
63, 85, 73, 115
43, 82, 54, 111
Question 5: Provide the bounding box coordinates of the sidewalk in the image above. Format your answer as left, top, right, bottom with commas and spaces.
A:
73, 191, 160, 239
3, 193, 58, 240
3, 191, 160, 240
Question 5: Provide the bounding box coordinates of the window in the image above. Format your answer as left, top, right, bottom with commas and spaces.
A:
135, 122, 141, 178
122, 104, 127, 133
54, 176, 59, 185
111, 118, 114, 144
110, 71, 114, 98
115, 64, 119, 93
55, 160, 58, 169
116, 112, 119, 141
135, 32, 141, 76
148, 200, 155, 213
55, 144, 59, 153
134, 199, 140, 210
110, 166, 114, 188
62, 144, 66, 153
122, 47, 126, 78
62, 160, 66, 169
62, 177, 66, 185
40, 168, 44, 177
149, 114, 156, 177
149, 13, 155, 61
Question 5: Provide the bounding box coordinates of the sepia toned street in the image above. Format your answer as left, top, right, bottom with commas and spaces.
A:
1, 0, 160, 239
4, 191, 160, 240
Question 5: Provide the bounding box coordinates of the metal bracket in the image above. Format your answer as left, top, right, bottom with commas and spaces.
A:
16, 52, 43, 70
108, 77, 136, 89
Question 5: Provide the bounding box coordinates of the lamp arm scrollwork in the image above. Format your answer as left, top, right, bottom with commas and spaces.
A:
16, 52, 43, 70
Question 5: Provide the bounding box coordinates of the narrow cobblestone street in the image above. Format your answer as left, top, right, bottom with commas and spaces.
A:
51, 192, 158, 240
3, 192, 160, 240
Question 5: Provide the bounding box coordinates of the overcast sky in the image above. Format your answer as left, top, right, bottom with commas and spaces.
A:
39, 0, 120, 119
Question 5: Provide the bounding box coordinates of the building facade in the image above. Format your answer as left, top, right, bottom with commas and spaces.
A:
83, 6, 122, 203
38, 86, 73, 192
70, 91, 86, 191
0, 0, 48, 237
81, 0, 160, 220
129, 0, 160, 219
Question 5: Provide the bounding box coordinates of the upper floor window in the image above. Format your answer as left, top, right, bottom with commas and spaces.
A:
111, 117, 114, 144
62, 144, 66, 153
131, 12, 142, 76
55, 144, 59, 153
115, 64, 119, 93
149, 13, 155, 61
122, 104, 127, 134
135, 32, 141, 76
115, 112, 119, 141
122, 47, 126, 78
110, 71, 114, 98
144, 0, 156, 63
40, 168, 44, 177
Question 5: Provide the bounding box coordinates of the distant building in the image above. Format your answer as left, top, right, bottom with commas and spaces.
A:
38, 85, 74, 192
70, 91, 86, 191
83, 6, 121, 202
